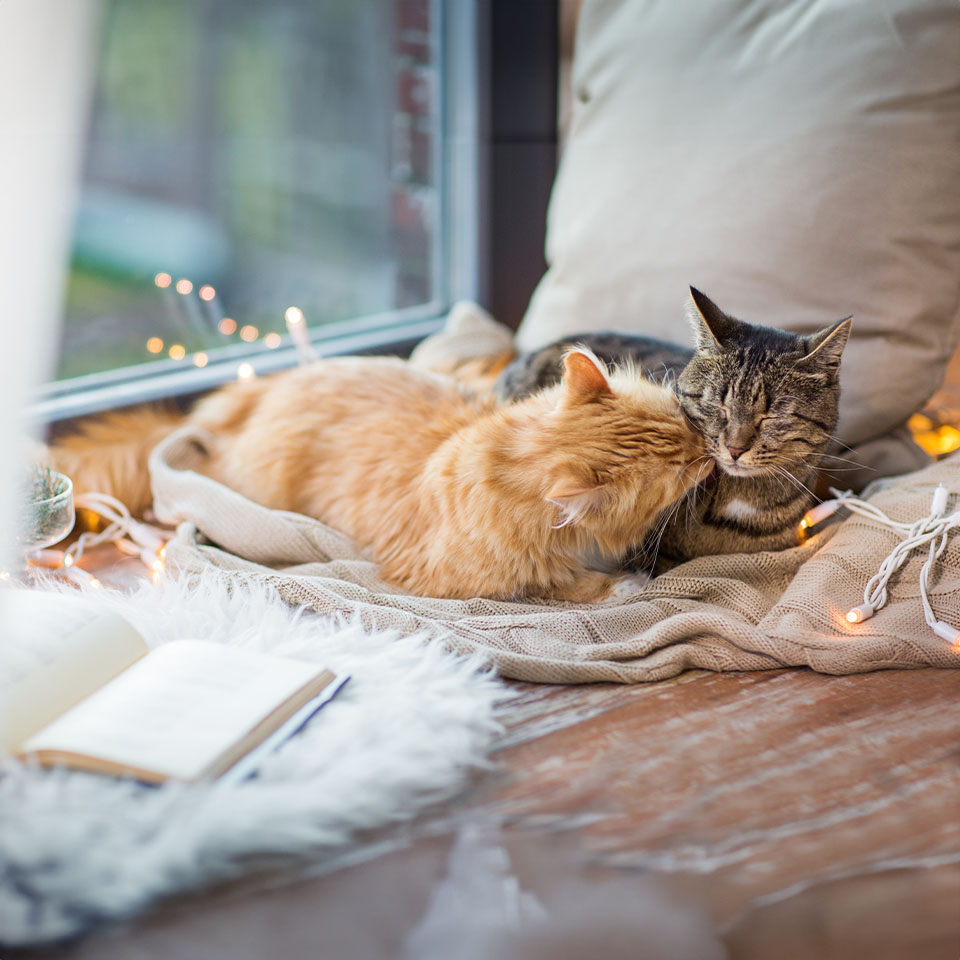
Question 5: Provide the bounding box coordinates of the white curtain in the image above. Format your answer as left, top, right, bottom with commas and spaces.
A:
0, 0, 99, 573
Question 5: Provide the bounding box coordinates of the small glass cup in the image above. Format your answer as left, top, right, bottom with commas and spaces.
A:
18, 471, 76, 553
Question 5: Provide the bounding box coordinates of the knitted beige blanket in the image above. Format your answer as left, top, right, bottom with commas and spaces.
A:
151, 429, 960, 683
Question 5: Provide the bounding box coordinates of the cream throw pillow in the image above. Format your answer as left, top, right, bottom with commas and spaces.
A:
516, 0, 960, 462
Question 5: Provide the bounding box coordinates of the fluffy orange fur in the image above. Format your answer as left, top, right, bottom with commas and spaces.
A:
52, 351, 710, 602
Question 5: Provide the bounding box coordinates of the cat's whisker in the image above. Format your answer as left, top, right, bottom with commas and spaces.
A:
642, 514, 671, 570
682, 453, 713, 480
658, 493, 689, 563
805, 464, 870, 473
776, 471, 806, 499
781, 446, 860, 466
768, 455, 815, 472
640, 487, 689, 573
771, 464, 818, 500
689, 481, 709, 531
766, 469, 789, 497
821, 433, 859, 455
784, 456, 863, 474
769, 451, 866, 476
628, 518, 661, 572
682, 476, 707, 535
812, 452, 873, 469
787, 450, 846, 462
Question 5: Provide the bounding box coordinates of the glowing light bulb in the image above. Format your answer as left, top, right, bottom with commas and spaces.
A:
800, 501, 840, 530
239, 324, 259, 342
168, 344, 186, 360
198, 284, 216, 301
237, 362, 254, 380
264, 332, 282, 349
845, 603, 874, 624
285, 306, 318, 362
937, 427, 960, 455
193, 352, 209, 368
175, 279, 194, 295
146, 337, 164, 354
154, 272, 172, 289
219, 317, 237, 335
62, 554, 74, 567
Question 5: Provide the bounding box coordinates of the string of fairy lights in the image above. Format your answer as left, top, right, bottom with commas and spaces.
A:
5, 284, 324, 586
147, 272, 313, 375
17, 492, 169, 589
798, 484, 960, 650
19, 475, 956, 650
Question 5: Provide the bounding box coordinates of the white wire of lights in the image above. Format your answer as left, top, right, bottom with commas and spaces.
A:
25, 491, 170, 587
801, 484, 959, 645
13, 305, 319, 584
19, 306, 316, 583
71, 490, 167, 569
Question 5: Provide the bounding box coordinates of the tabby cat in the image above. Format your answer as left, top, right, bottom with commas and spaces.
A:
495, 287, 852, 568
52, 350, 710, 602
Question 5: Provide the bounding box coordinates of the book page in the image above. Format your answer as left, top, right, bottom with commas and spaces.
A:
20, 640, 334, 781
0, 596, 147, 753
0, 589, 111, 672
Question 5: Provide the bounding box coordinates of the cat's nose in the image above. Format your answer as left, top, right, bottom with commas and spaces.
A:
726, 445, 746, 460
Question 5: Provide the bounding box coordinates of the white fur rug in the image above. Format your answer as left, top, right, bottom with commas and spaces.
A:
0, 574, 504, 946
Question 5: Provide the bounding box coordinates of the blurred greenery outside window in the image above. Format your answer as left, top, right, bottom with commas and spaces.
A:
58, 0, 442, 384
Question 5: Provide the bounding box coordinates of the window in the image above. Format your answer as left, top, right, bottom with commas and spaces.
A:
38, 0, 480, 420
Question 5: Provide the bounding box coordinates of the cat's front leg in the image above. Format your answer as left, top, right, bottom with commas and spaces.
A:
546, 570, 649, 604
608, 571, 651, 601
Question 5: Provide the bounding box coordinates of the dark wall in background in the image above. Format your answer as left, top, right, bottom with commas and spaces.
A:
482, 0, 558, 330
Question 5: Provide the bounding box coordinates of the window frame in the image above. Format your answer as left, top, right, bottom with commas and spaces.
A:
31, 0, 558, 425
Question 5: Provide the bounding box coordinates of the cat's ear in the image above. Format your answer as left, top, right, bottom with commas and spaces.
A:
546, 475, 609, 527
560, 348, 612, 403
800, 316, 853, 368
686, 286, 741, 349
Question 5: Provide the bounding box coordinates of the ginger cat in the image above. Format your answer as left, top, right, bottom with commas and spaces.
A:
52, 350, 711, 602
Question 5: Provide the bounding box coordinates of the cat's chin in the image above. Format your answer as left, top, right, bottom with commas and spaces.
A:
716, 460, 768, 479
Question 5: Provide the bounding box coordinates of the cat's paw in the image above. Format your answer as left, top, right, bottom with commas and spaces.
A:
607, 572, 651, 602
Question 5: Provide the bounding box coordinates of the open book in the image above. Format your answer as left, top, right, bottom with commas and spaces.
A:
1, 598, 346, 784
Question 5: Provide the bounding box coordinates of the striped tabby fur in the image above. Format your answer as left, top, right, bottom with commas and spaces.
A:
494, 287, 852, 569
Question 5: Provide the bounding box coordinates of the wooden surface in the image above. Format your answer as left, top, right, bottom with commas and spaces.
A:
491, 671, 960, 944
12, 665, 960, 959
13, 345, 960, 957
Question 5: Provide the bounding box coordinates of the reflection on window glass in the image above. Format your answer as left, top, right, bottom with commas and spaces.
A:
59, 0, 440, 381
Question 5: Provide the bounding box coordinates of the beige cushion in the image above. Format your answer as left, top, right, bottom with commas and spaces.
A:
409, 301, 513, 373
516, 0, 960, 451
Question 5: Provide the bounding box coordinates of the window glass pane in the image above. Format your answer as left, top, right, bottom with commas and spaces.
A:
58, 0, 441, 382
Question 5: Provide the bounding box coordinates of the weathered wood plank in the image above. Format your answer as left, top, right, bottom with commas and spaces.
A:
464, 668, 960, 930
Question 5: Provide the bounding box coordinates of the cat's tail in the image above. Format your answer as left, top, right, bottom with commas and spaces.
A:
50, 406, 186, 516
